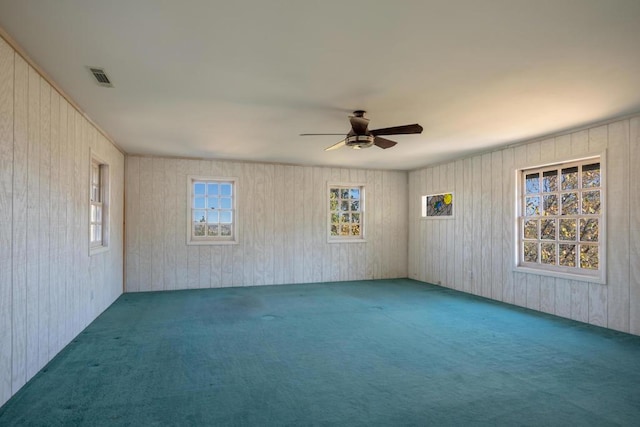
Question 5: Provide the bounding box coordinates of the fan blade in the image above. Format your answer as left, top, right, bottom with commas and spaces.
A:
324, 139, 346, 151
370, 124, 423, 136
349, 115, 370, 135
374, 137, 397, 149
300, 133, 346, 136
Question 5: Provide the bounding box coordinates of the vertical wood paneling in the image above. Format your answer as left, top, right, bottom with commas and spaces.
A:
125, 157, 140, 292
588, 284, 607, 327
607, 120, 630, 332
49, 89, 60, 356
125, 159, 409, 291
454, 159, 464, 291
0, 38, 14, 405
481, 153, 492, 298
501, 147, 515, 304
445, 163, 455, 287
471, 156, 482, 295
11, 54, 27, 395
1, 39, 124, 406
139, 157, 154, 291
570, 281, 589, 323
163, 159, 177, 290
630, 117, 640, 335
38, 79, 51, 367
491, 151, 502, 299
25, 66, 40, 380
462, 158, 473, 293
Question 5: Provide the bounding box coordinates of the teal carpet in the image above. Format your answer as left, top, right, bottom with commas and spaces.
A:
1, 279, 639, 426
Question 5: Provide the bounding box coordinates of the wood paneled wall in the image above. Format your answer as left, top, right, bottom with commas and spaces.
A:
125, 156, 408, 291
409, 116, 640, 335
0, 37, 125, 407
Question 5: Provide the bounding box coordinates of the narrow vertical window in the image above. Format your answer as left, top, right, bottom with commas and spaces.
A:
188, 176, 237, 244
328, 184, 365, 242
89, 156, 109, 254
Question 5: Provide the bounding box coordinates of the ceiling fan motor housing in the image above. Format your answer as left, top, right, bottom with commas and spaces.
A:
346, 134, 375, 149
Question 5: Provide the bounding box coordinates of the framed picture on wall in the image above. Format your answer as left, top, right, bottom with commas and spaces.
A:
421, 192, 454, 218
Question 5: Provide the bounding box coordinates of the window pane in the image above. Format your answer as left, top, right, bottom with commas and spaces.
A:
207, 183, 219, 195
95, 225, 102, 242
524, 220, 538, 239
524, 242, 538, 263
582, 191, 600, 215
340, 224, 350, 236
561, 167, 578, 190
541, 243, 556, 265
90, 225, 96, 242
340, 201, 349, 211
542, 170, 558, 192
559, 244, 577, 267
194, 223, 205, 236
350, 188, 360, 199
543, 195, 557, 216
331, 224, 339, 236
91, 205, 97, 222
541, 219, 556, 240
352, 213, 360, 223
350, 200, 360, 212
580, 218, 598, 242
220, 224, 232, 236
330, 199, 338, 211
193, 210, 206, 223
95, 206, 102, 223
194, 183, 206, 195
194, 197, 206, 209
331, 213, 339, 224
580, 245, 599, 269
341, 213, 350, 223
559, 219, 577, 241
207, 197, 218, 209
582, 163, 600, 188
525, 196, 539, 216
207, 225, 219, 236
219, 211, 232, 223
351, 224, 360, 236
561, 193, 578, 215
525, 173, 539, 194
340, 189, 349, 199
220, 184, 232, 196
207, 211, 219, 224
330, 189, 339, 200
220, 198, 232, 209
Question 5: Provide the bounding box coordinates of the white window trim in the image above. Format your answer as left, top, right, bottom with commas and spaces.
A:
513, 151, 606, 284
186, 175, 239, 245
89, 152, 110, 256
327, 182, 366, 244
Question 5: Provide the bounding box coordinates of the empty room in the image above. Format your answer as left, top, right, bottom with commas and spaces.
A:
1, 1, 639, 425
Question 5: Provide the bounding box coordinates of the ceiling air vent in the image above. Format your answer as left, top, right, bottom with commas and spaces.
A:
88, 67, 113, 87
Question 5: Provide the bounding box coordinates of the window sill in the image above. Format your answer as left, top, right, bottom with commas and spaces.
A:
89, 245, 110, 256
328, 238, 367, 244
187, 239, 238, 246
514, 265, 605, 284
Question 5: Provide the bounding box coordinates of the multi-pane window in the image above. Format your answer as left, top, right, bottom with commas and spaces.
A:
189, 177, 236, 244
89, 157, 109, 253
328, 185, 364, 241
518, 157, 604, 281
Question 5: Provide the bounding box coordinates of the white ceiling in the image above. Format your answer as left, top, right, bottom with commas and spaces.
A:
1, 0, 639, 170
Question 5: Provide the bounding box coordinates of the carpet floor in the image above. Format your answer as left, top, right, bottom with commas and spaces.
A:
1, 279, 639, 426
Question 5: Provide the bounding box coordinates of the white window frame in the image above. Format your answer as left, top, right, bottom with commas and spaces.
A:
89, 154, 109, 255
327, 182, 366, 243
187, 176, 238, 245
514, 152, 606, 284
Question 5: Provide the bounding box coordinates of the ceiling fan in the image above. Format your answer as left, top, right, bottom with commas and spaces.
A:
300, 110, 423, 151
